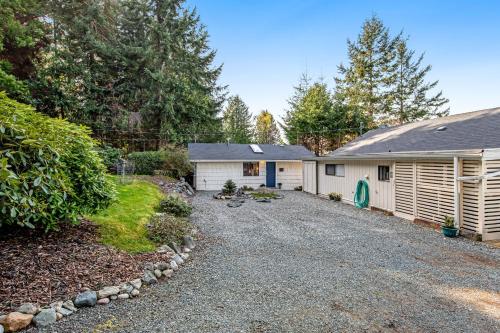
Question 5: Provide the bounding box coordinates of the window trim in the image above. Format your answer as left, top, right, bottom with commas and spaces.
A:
378, 165, 390, 182
325, 164, 345, 177
243, 162, 260, 177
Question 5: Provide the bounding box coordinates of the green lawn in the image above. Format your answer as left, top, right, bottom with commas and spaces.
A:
88, 176, 164, 253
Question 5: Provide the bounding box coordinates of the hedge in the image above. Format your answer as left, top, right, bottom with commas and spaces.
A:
127, 147, 192, 177
0, 92, 115, 230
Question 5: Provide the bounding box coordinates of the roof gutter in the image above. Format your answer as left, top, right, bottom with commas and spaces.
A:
304, 149, 484, 161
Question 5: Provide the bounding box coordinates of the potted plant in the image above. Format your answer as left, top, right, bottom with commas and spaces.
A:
277, 182, 282, 189
328, 192, 342, 201
441, 215, 458, 238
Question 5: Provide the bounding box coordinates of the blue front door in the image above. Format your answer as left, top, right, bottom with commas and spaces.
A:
266, 162, 276, 188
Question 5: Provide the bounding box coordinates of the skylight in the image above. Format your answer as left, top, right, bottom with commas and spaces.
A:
249, 144, 263, 153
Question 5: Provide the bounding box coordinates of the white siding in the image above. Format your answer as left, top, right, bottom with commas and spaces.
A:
195, 161, 303, 191
276, 162, 302, 190
303, 161, 317, 194
483, 159, 500, 240
317, 160, 394, 211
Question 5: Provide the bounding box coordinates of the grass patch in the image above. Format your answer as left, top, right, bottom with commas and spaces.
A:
250, 192, 279, 199
88, 176, 164, 253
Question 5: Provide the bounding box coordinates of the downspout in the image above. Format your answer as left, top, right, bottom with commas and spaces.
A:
453, 157, 461, 230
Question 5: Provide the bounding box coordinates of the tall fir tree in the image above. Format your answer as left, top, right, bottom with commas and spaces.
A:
282, 73, 311, 144
254, 110, 281, 144
389, 38, 449, 124
222, 95, 253, 144
334, 16, 399, 126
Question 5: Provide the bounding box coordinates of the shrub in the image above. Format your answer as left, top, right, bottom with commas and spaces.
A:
127, 146, 192, 177
222, 179, 237, 195
97, 145, 123, 171
240, 185, 254, 191
127, 151, 165, 175
442, 215, 455, 228
294, 186, 302, 191
0, 93, 114, 230
147, 213, 192, 245
329, 192, 342, 201
159, 195, 192, 217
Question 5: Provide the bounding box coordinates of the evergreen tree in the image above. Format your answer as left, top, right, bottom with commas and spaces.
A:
222, 95, 253, 143
389, 38, 449, 124
0, 0, 48, 102
282, 73, 311, 144
254, 110, 281, 144
335, 16, 399, 125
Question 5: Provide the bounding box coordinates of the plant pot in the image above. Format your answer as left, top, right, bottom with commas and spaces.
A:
441, 226, 458, 238
278, 184, 282, 189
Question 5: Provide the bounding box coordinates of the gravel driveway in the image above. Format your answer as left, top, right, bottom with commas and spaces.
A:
34, 191, 499, 332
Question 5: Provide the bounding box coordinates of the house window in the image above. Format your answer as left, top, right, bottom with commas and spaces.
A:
325, 164, 345, 177
279, 167, 284, 172
378, 165, 390, 181
243, 162, 259, 176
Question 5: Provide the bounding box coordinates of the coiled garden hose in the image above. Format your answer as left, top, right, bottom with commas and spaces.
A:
354, 179, 369, 208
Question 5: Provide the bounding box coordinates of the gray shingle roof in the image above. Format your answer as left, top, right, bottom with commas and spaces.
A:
188, 143, 315, 161
331, 107, 500, 157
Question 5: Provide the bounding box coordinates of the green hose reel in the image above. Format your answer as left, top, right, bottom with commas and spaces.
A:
354, 179, 369, 208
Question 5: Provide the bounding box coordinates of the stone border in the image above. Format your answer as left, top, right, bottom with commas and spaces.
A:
0, 236, 195, 332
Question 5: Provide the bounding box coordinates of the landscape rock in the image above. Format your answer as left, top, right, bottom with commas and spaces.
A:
33, 308, 57, 327
74, 290, 97, 307
56, 312, 63, 321
119, 283, 134, 294
142, 270, 158, 285
256, 198, 271, 203
162, 269, 174, 278
0, 312, 33, 332
97, 298, 110, 305
180, 253, 189, 260
57, 308, 73, 317
0, 323, 3, 333
182, 247, 191, 253
154, 269, 162, 278
117, 294, 129, 300
155, 261, 170, 271
172, 254, 184, 265
110, 295, 118, 300
168, 242, 182, 254
16, 303, 39, 315
129, 279, 142, 290
143, 262, 155, 271
62, 300, 77, 313
49, 301, 63, 312
156, 244, 175, 253
169, 260, 179, 271
131, 289, 140, 297
97, 286, 120, 299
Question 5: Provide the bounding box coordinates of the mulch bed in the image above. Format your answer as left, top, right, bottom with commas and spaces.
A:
0, 219, 172, 313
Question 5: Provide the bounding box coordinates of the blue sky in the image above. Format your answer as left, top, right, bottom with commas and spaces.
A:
185, 0, 500, 121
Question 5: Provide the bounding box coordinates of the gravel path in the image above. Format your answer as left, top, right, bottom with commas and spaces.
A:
33, 191, 499, 332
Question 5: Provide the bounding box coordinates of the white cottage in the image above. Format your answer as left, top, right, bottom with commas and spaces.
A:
303, 107, 500, 241
189, 143, 314, 191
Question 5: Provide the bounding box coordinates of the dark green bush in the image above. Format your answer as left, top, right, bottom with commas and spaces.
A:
147, 213, 192, 244
127, 147, 192, 177
0, 92, 115, 230
127, 151, 165, 175
97, 145, 123, 171
222, 179, 237, 195
159, 195, 192, 217
328, 192, 342, 201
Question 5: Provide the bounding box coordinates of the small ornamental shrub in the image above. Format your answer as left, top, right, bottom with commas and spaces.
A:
97, 145, 123, 171
147, 213, 192, 245
222, 179, 237, 195
159, 195, 192, 217
162, 146, 193, 179
294, 186, 302, 191
240, 185, 254, 191
0, 93, 114, 230
442, 215, 455, 228
329, 192, 342, 201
